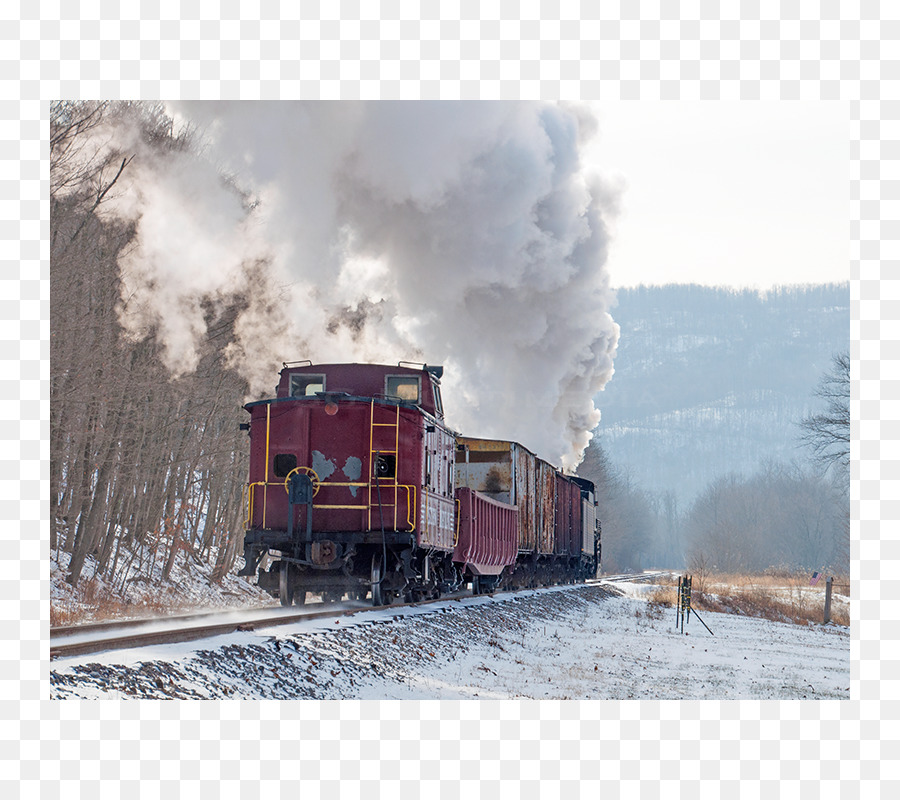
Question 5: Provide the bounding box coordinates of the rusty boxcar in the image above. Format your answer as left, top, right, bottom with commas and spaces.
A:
454, 436, 598, 588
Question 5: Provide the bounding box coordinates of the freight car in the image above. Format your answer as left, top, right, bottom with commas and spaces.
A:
237, 362, 600, 605
455, 437, 599, 589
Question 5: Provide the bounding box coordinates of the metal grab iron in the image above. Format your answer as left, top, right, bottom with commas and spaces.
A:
287, 471, 315, 557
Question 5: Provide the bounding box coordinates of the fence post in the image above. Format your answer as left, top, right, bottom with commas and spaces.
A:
824, 576, 833, 624
686, 575, 692, 624
676, 576, 681, 629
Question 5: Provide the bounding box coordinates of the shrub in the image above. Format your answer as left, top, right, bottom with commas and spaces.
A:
662, 569, 850, 627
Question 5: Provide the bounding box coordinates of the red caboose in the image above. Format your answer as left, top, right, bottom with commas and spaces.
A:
239, 362, 460, 605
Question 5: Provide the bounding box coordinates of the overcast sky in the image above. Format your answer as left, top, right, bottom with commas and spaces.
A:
585, 102, 850, 290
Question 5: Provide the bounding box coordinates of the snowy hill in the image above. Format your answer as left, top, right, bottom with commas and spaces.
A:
594, 283, 850, 506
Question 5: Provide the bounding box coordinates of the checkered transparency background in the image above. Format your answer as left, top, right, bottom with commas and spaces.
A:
4, 0, 893, 795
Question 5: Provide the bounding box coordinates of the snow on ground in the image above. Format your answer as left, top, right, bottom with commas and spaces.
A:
50, 582, 849, 700
51, 547, 275, 622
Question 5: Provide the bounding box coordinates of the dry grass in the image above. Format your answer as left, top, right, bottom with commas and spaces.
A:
646, 570, 850, 628
51, 577, 191, 627
647, 586, 678, 608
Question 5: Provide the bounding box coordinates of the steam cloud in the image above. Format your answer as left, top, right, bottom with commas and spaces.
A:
98, 101, 620, 470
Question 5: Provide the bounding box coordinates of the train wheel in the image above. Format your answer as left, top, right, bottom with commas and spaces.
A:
371, 553, 384, 606
279, 561, 293, 607
472, 575, 481, 596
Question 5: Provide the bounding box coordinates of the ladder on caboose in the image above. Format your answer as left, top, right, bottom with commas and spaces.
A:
368, 400, 414, 533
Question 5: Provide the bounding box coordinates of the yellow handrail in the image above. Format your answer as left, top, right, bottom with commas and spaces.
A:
246, 479, 417, 533
246, 393, 416, 537
401, 484, 416, 532
263, 405, 271, 527
368, 400, 375, 530
245, 481, 268, 528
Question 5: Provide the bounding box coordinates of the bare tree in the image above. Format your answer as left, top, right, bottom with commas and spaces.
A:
649, 490, 683, 569
798, 351, 850, 471
578, 441, 654, 572
684, 461, 846, 573
51, 101, 250, 594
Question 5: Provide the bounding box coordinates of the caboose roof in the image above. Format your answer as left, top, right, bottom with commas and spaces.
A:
272, 361, 444, 419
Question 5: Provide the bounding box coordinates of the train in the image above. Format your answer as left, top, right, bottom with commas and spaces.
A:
237, 361, 601, 605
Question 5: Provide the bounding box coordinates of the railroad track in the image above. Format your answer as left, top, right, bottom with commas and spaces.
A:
50, 590, 480, 660
51, 599, 429, 660
51, 572, 665, 660
596, 571, 672, 584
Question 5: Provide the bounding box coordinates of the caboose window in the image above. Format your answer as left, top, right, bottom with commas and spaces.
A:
373, 453, 396, 479
385, 375, 420, 403
290, 374, 326, 397
432, 383, 444, 417
273, 453, 297, 478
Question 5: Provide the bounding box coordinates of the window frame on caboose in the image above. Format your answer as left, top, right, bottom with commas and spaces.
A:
384, 374, 421, 404
289, 373, 327, 397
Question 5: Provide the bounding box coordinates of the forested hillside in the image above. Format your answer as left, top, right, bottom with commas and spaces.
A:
592, 283, 850, 508
573, 283, 849, 573
51, 102, 257, 594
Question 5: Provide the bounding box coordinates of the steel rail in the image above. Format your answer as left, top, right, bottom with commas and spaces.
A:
594, 571, 671, 584
51, 592, 469, 660
51, 605, 354, 660
51, 573, 655, 661
50, 608, 265, 639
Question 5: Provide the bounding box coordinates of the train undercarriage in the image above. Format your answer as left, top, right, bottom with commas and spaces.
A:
245, 536, 596, 607
249, 537, 466, 607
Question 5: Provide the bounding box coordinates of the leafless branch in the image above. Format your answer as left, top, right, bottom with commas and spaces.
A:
797, 351, 850, 470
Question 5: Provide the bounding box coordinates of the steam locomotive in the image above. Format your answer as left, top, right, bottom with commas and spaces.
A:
237, 361, 600, 605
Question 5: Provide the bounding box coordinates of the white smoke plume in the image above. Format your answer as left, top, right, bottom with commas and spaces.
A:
98, 101, 620, 470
